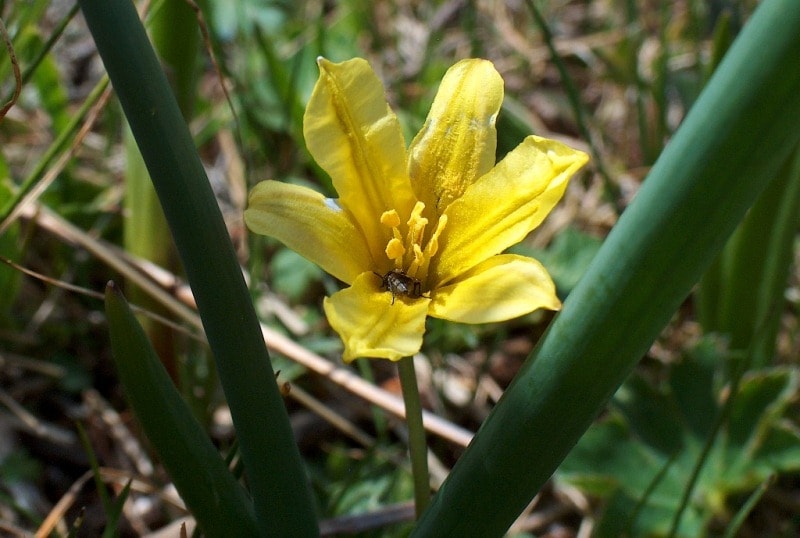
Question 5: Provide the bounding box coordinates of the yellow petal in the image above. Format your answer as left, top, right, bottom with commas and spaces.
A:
429, 254, 560, 323
434, 135, 588, 286
324, 272, 431, 362
408, 59, 503, 213
304, 58, 416, 258
245, 180, 373, 284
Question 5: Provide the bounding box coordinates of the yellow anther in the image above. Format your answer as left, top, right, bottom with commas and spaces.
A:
413, 215, 447, 281
385, 238, 406, 262
380, 210, 402, 228
379, 201, 442, 283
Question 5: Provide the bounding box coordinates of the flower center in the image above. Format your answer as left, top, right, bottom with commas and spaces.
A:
380, 201, 447, 285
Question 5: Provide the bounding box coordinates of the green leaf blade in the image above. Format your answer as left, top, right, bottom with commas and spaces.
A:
104, 282, 259, 537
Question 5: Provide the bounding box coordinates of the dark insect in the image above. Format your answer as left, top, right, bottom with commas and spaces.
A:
374, 269, 424, 305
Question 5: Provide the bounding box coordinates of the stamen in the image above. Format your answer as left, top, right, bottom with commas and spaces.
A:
378, 200, 442, 285
425, 214, 447, 258
407, 244, 425, 277
385, 238, 406, 264
380, 210, 401, 228
406, 202, 428, 247
416, 214, 447, 279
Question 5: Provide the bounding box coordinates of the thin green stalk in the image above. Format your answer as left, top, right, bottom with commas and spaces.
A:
723, 475, 773, 538
698, 145, 800, 367
707, 8, 734, 81
622, 0, 653, 163
397, 357, 430, 517
78, 0, 318, 534
667, 353, 749, 537
76, 423, 113, 514
0, 76, 110, 230
526, 0, 619, 206
623, 449, 679, 536
653, 2, 671, 144
1, 2, 79, 105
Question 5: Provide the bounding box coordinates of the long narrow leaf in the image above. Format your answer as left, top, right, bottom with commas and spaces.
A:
699, 145, 800, 367
105, 283, 258, 536
413, 0, 800, 534
78, 0, 318, 534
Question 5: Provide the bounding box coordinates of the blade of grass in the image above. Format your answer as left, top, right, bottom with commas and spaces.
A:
0, 76, 110, 231
666, 350, 751, 537
105, 282, 258, 536
76, 423, 113, 516
78, 0, 318, 534
412, 0, 800, 534
699, 145, 800, 367
101, 479, 132, 538
526, 0, 618, 205
723, 475, 773, 538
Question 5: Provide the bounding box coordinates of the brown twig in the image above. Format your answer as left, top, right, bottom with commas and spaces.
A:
0, 16, 21, 122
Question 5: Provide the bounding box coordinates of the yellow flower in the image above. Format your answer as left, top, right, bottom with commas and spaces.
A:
245, 58, 588, 362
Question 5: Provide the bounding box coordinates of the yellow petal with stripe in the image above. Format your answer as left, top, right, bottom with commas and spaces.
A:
408, 59, 503, 213
429, 254, 560, 323
433, 136, 588, 286
244, 180, 372, 285
304, 58, 416, 259
324, 272, 431, 362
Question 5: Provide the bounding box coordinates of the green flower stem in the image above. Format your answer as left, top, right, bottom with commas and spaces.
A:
397, 357, 430, 517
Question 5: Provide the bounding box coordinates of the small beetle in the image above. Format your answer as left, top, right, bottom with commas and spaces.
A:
374, 269, 424, 305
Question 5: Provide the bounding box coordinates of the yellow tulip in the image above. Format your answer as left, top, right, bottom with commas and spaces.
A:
245, 57, 588, 362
